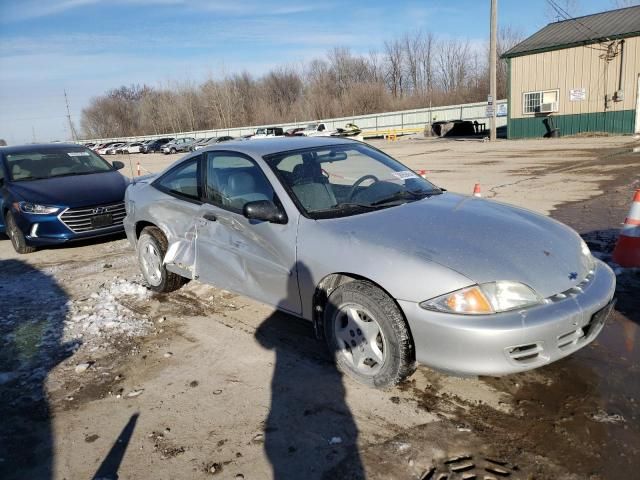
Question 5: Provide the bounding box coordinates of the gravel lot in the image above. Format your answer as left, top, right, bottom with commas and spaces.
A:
1, 135, 639, 479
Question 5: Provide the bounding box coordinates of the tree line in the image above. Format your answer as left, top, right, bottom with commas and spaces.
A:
80, 28, 522, 139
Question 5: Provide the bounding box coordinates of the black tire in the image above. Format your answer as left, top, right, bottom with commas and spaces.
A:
170, 147, 177, 154
324, 280, 415, 388
5, 211, 36, 254
137, 226, 187, 293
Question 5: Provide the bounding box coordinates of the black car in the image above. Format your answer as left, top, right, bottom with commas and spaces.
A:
141, 137, 174, 154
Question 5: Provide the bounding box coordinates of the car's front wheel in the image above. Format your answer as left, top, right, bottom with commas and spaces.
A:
170, 147, 177, 154
324, 280, 415, 388
137, 226, 187, 293
5, 211, 36, 254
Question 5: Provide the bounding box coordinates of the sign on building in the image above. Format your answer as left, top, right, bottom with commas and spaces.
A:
570, 88, 587, 101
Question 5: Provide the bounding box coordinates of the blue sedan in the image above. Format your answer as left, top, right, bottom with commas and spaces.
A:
0, 143, 129, 253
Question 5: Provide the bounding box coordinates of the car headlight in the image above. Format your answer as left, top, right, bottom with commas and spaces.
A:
18, 202, 60, 215
580, 238, 596, 271
420, 281, 542, 315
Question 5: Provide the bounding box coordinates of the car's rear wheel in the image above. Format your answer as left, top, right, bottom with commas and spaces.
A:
137, 226, 186, 293
324, 280, 415, 388
5, 211, 36, 254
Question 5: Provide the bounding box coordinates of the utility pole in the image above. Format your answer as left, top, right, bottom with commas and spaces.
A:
489, 0, 498, 141
64, 89, 78, 141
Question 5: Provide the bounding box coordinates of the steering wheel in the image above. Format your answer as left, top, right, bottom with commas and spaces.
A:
347, 174, 379, 201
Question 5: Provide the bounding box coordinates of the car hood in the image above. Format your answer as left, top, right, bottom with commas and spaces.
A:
10, 171, 129, 208
326, 193, 591, 299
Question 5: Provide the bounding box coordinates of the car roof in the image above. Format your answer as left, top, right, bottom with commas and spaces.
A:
199, 136, 357, 157
0, 142, 85, 155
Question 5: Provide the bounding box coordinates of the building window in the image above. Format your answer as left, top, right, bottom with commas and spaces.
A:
523, 89, 559, 114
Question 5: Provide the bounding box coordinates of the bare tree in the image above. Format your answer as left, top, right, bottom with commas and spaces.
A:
80, 28, 514, 138
437, 39, 470, 96
383, 39, 404, 98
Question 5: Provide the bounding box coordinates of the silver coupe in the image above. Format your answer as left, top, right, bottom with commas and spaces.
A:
123, 137, 616, 388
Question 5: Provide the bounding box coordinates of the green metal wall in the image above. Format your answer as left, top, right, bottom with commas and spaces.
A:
508, 110, 635, 139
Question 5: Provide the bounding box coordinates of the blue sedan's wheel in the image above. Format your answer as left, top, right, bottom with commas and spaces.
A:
5, 211, 36, 254
137, 226, 187, 293
324, 281, 416, 388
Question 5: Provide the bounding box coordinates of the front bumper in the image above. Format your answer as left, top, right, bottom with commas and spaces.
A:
14, 207, 125, 246
400, 259, 616, 376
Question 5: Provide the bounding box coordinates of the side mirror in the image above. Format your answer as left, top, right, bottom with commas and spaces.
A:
112, 160, 125, 170
243, 200, 287, 224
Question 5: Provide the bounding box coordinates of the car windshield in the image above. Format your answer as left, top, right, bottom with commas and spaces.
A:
265, 143, 442, 219
5, 146, 114, 182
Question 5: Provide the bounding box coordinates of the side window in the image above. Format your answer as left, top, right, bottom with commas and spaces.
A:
205, 152, 275, 213
318, 124, 325, 132
155, 157, 201, 201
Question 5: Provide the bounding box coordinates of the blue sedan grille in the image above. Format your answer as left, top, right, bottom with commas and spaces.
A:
59, 201, 126, 233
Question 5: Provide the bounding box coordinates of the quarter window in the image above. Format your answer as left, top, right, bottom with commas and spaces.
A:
204, 152, 276, 213
155, 157, 201, 200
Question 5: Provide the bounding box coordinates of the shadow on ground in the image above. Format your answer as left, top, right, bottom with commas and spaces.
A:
255, 261, 365, 479
0, 259, 74, 479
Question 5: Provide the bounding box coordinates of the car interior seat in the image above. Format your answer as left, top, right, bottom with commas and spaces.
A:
10, 159, 34, 180
224, 171, 270, 210
291, 156, 336, 211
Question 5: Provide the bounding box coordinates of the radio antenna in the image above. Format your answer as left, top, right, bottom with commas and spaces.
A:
64, 89, 78, 142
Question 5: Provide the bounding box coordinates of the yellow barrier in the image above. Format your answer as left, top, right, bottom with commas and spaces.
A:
363, 127, 425, 140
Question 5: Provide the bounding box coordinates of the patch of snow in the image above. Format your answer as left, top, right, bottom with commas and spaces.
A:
64, 279, 152, 346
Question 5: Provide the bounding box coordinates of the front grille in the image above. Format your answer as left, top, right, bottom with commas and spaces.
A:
557, 328, 585, 350
59, 201, 125, 233
506, 342, 544, 364
545, 270, 594, 303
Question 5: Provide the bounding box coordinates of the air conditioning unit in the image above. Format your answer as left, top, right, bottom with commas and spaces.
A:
540, 102, 558, 113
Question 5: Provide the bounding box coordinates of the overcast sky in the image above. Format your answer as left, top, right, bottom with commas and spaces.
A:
0, 0, 622, 144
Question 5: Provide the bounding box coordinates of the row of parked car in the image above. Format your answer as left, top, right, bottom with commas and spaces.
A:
82, 122, 364, 156
85, 136, 235, 156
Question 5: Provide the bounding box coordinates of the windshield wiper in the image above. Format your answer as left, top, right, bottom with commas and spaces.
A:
314, 202, 380, 214
13, 176, 47, 182
370, 189, 441, 206
50, 171, 104, 178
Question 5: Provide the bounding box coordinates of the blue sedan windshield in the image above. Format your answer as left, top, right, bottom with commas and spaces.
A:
6, 147, 113, 182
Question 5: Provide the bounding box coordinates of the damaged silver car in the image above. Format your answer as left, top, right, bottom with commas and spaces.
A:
124, 137, 616, 388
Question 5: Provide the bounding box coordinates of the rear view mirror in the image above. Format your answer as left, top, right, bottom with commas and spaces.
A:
317, 151, 347, 162
112, 160, 125, 170
243, 200, 287, 224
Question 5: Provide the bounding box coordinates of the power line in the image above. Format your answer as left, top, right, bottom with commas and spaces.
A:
545, 0, 606, 40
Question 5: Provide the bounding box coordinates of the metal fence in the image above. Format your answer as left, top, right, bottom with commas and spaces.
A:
82, 99, 508, 143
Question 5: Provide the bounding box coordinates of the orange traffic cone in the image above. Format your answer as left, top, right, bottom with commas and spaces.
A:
136, 161, 141, 176
416, 169, 428, 179
473, 183, 481, 197
612, 189, 640, 267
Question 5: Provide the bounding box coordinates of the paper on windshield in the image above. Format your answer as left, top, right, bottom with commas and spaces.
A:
391, 170, 419, 180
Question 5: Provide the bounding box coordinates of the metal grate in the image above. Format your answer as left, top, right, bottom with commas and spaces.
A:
59, 201, 125, 233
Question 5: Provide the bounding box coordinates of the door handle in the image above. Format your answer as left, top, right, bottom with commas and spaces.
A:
203, 213, 217, 222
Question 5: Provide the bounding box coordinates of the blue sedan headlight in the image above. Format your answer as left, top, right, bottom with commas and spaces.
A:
18, 202, 60, 215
